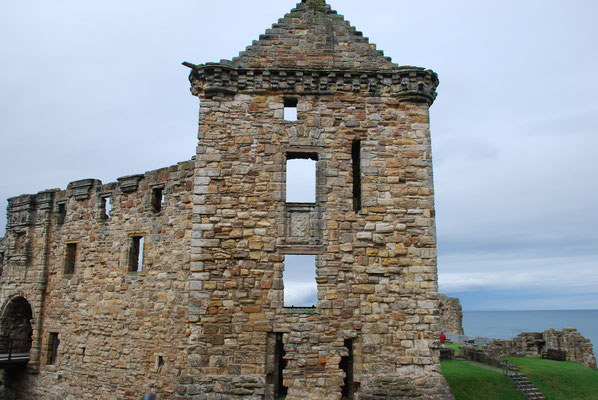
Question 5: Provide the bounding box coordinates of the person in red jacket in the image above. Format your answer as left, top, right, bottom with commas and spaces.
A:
439, 332, 446, 348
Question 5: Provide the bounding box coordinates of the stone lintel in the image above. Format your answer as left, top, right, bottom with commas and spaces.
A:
189, 64, 438, 104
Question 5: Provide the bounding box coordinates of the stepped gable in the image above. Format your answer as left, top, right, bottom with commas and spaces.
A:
186, 0, 438, 104
231, 0, 398, 71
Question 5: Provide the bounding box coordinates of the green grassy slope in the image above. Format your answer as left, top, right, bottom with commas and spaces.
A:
506, 357, 598, 400
441, 360, 526, 400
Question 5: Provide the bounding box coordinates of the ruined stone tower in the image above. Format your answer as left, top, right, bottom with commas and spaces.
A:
0, 1, 451, 398
182, 0, 448, 398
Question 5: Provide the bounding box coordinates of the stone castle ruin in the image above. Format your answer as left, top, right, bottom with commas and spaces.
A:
0, 1, 453, 398
437, 295, 464, 336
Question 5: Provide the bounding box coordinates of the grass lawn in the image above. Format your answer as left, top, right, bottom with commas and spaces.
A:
506, 357, 598, 400
441, 360, 527, 400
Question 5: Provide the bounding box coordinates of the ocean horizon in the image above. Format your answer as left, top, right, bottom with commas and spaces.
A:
462, 309, 598, 356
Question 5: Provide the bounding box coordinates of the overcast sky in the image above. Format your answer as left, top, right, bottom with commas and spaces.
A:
1, 0, 596, 311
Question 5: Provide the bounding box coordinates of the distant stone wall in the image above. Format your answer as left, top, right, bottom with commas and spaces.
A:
438, 294, 464, 335
485, 328, 596, 368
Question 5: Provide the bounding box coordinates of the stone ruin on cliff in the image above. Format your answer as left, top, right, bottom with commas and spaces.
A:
0, 1, 453, 398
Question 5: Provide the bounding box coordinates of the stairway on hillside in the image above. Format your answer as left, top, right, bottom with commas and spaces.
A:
508, 372, 546, 400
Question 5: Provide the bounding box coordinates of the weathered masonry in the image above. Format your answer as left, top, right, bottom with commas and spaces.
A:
0, 1, 452, 399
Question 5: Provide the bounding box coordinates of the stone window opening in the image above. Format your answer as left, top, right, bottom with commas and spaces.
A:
352, 140, 362, 213
64, 243, 77, 275
100, 194, 112, 219
340, 338, 358, 399
283, 98, 298, 121
283, 254, 317, 308
15, 232, 26, 253
48, 332, 60, 365
151, 187, 164, 213
56, 202, 66, 225
286, 152, 317, 203
128, 236, 145, 272
156, 355, 165, 371
0, 251, 4, 276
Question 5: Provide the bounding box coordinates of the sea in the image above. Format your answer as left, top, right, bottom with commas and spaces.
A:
463, 310, 598, 356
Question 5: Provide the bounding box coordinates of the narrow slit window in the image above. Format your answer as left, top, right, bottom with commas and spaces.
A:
352, 140, 362, 212
284, 98, 298, 121
0, 251, 5, 276
64, 243, 77, 275
48, 332, 60, 365
151, 187, 164, 213
100, 195, 112, 219
56, 202, 66, 225
286, 153, 317, 203
283, 254, 317, 308
128, 236, 145, 272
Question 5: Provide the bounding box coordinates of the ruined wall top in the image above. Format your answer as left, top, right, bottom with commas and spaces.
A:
438, 294, 465, 335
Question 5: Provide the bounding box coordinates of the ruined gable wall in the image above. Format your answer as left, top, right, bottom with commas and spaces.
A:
2, 160, 194, 399
438, 294, 464, 335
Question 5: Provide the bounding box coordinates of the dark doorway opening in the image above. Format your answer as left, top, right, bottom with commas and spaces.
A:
340, 339, 356, 399
266, 333, 287, 399
1, 297, 33, 354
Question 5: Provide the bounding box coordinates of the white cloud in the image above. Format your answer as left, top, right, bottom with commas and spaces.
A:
284, 282, 317, 307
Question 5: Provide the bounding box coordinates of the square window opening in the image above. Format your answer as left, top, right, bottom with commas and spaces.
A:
56, 202, 66, 225
283, 254, 317, 308
286, 153, 317, 203
151, 187, 164, 213
284, 98, 298, 121
128, 236, 145, 272
64, 243, 77, 275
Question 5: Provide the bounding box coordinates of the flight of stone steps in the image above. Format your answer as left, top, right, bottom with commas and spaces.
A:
508, 372, 546, 400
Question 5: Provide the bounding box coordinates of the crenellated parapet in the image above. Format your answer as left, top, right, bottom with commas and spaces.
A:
187, 64, 438, 105
7, 195, 36, 228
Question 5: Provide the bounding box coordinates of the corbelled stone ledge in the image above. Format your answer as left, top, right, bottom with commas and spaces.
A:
185, 62, 438, 105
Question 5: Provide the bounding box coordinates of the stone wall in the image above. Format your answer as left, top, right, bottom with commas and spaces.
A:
438, 294, 464, 335
485, 328, 597, 368
1, 161, 194, 399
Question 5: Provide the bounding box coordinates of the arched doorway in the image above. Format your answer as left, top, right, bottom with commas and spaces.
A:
1, 297, 33, 355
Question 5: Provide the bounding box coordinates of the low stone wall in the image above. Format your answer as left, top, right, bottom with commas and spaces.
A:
460, 347, 505, 369
485, 328, 596, 368
439, 348, 455, 361
438, 294, 464, 335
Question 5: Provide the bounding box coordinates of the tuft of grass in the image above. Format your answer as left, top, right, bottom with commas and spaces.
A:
441, 360, 527, 400
506, 357, 598, 400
